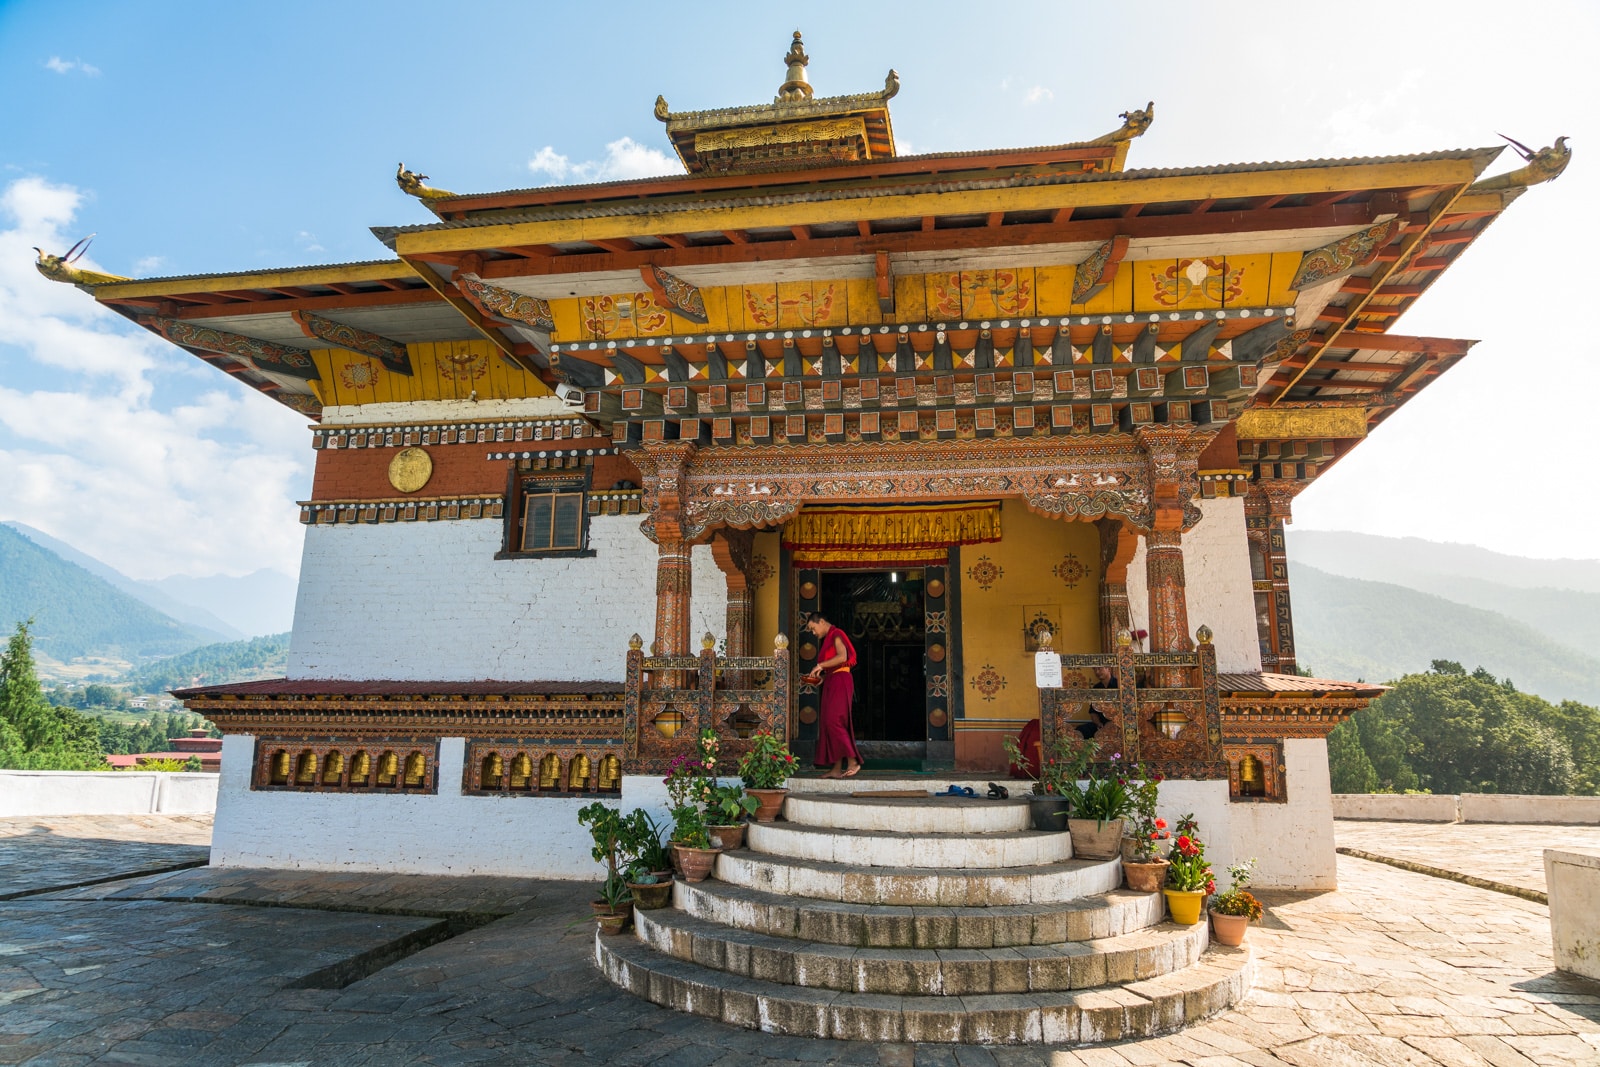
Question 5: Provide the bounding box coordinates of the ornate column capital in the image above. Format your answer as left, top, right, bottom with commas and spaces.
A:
633, 440, 698, 544
1134, 425, 1217, 532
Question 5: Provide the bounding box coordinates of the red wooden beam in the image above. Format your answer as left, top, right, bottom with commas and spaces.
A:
107, 286, 446, 320
589, 238, 638, 253
1326, 334, 1472, 355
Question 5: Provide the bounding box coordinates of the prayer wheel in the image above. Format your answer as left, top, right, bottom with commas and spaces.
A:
349, 750, 371, 785
510, 753, 532, 790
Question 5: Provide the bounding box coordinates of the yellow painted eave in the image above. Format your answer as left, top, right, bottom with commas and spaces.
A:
92, 260, 421, 301
395, 159, 1482, 256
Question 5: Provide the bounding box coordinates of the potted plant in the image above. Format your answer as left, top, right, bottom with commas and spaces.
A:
1208, 858, 1263, 945
626, 866, 673, 911
594, 871, 633, 933
705, 781, 759, 850
629, 809, 674, 881
663, 747, 712, 863
737, 730, 796, 821
578, 801, 636, 926
1004, 729, 1093, 832
1066, 760, 1133, 860
1162, 815, 1214, 926
671, 804, 720, 883
1121, 764, 1170, 891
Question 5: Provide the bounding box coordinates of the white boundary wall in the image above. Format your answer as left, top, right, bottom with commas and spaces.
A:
1335, 794, 1600, 824
1124, 497, 1262, 673
286, 516, 727, 682
1546, 849, 1600, 980
1230, 739, 1337, 889
0, 771, 218, 816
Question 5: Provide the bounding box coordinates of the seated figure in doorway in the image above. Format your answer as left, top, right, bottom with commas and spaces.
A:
1078, 666, 1115, 740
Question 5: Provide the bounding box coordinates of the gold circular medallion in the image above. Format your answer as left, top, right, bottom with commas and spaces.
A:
926, 578, 945, 599
387, 447, 433, 493
798, 581, 818, 600
928, 643, 946, 663
798, 706, 818, 725
799, 642, 817, 660
929, 707, 948, 728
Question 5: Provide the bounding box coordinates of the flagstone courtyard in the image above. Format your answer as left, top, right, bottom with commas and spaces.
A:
1, 816, 1597, 1066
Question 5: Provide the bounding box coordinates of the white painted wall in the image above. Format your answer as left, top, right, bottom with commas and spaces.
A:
213, 735, 612, 878
287, 516, 727, 681
0, 771, 217, 816
1123, 497, 1261, 673
1460, 794, 1600, 825
1333, 793, 1461, 822
1151, 779, 1236, 883
1229, 739, 1337, 890
1546, 849, 1600, 980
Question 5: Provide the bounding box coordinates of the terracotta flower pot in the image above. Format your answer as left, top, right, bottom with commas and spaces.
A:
595, 912, 629, 935
1068, 818, 1125, 860
628, 880, 673, 911
591, 900, 633, 923
668, 842, 685, 875
1028, 795, 1071, 832
676, 846, 720, 883
747, 788, 788, 822
1122, 859, 1170, 893
1164, 888, 1205, 926
1210, 910, 1250, 946
708, 824, 746, 850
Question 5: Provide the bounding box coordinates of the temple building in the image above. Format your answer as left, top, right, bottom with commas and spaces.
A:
40, 35, 1565, 894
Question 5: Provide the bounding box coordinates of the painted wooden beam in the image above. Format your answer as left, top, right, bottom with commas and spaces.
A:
142, 317, 319, 380
292, 311, 413, 375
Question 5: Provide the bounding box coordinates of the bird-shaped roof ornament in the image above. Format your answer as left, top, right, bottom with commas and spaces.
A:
1470, 134, 1572, 193
396, 163, 455, 201
33, 235, 129, 286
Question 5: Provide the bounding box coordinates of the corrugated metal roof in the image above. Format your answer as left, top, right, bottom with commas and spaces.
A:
110, 258, 410, 287
171, 678, 625, 698
1218, 672, 1387, 696
372, 148, 1499, 248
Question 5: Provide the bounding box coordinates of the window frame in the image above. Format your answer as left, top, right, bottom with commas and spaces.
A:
498, 467, 595, 560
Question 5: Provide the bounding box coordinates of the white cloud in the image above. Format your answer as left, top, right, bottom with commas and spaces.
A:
0, 176, 308, 581
295, 230, 325, 253
528, 137, 682, 184
44, 56, 99, 76
132, 255, 165, 275
1023, 86, 1053, 105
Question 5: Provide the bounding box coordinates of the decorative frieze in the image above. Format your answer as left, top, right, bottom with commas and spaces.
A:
298, 496, 505, 525
253, 738, 440, 794
314, 418, 604, 451
464, 739, 624, 795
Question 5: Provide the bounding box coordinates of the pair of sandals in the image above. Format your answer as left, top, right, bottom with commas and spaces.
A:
938, 783, 1010, 799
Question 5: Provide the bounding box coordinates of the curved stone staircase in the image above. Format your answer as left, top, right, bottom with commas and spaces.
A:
595, 785, 1251, 1044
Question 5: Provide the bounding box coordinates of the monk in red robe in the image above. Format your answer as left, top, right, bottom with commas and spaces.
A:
802, 611, 862, 779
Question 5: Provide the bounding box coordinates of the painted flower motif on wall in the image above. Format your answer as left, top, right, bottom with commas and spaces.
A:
747, 555, 774, 591
927, 673, 949, 698
338, 360, 378, 390
972, 664, 1007, 702
1053, 554, 1087, 589
967, 555, 1003, 591
924, 610, 948, 634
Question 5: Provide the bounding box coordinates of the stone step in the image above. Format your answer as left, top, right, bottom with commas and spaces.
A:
786, 776, 1006, 796
745, 821, 1074, 868
635, 907, 1209, 995
596, 929, 1252, 1044
781, 792, 1032, 834
715, 850, 1121, 906
673, 878, 1166, 948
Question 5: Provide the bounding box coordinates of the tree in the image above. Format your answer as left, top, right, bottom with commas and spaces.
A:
1, 621, 56, 750
1326, 719, 1378, 793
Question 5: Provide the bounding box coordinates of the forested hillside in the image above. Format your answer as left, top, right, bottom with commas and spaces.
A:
121, 633, 291, 694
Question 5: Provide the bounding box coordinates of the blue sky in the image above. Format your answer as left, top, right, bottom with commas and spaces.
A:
2, 0, 1597, 580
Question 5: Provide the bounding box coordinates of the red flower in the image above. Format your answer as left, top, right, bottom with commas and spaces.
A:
1154, 818, 1167, 829
1205, 880, 1216, 895
1148, 832, 1157, 839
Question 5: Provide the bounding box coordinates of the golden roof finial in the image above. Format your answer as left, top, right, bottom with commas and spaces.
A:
1469, 135, 1572, 193
777, 30, 813, 103
33, 235, 128, 286
396, 163, 455, 201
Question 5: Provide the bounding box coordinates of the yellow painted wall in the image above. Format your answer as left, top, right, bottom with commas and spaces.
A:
751, 531, 782, 658
310, 340, 548, 407
957, 501, 1099, 723
544, 254, 1305, 343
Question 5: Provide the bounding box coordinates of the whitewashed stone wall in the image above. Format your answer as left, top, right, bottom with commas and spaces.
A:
287, 516, 728, 681
212, 736, 610, 878
1229, 739, 1337, 889
1124, 496, 1261, 673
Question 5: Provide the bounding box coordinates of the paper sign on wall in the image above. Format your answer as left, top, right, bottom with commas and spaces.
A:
1034, 650, 1063, 689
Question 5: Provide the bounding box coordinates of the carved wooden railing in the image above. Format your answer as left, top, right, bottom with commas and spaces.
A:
621, 633, 792, 775
1037, 626, 1227, 780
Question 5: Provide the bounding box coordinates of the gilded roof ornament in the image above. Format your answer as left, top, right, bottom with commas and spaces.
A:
396, 163, 455, 201
33, 235, 128, 286
654, 95, 670, 122
1085, 102, 1155, 146
777, 31, 813, 103
1469, 135, 1571, 193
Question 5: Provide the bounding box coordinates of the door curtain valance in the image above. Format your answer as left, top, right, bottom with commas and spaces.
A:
782, 501, 1001, 568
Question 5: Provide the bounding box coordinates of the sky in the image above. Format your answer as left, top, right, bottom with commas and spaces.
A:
1, 0, 1597, 583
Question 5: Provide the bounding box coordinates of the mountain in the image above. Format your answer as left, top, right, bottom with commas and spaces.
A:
1288, 562, 1600, 706
145, 571, 297, 637
4, 522, 244, 640
0, 523, 222, 665
120, 632, 291, 695
1287, 530, 1600, 661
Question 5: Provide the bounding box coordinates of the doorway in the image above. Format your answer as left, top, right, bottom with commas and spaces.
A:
818, 570, 927, 754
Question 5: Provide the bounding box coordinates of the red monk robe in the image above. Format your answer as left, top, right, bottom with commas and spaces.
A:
813, 625, 861, 769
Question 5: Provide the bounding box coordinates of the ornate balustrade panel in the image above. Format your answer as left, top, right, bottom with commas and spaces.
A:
1038, 629, 1226, 780
622, 638, 791, 775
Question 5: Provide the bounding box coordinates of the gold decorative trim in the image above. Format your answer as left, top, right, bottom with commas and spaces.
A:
298, 496, 504, 526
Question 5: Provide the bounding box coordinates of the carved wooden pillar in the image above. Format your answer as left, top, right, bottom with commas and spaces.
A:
711, 529, 756, 678
1144, 527, 1192, 654
1096, 518, 1137, 653
634, 441, 698, 680
654, 539, 694, 659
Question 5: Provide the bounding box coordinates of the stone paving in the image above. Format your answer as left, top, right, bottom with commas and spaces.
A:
0, 816, 211, 900
1334, 820, 1600, 897
0, 816, 1597, 1065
